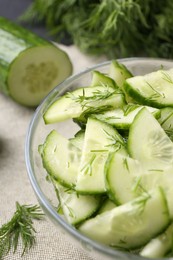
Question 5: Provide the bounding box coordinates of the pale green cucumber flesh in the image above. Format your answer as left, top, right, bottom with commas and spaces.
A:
69, 130, 85, 150
92, 104, 160, 130
108, 60, 133, 88
75, 118, 127, 194
41, 130, 80, 188
124, 68, 173, 107
91, 70, 117, 89
79, 188, 170, 249
105, 152, 142, 205
44, 85, 125, 124
128, 108, 173, 170
140, 223, 173, 258
8, 45, 72, 107
158, 107, 173, 141
54, 181, 101, 225
98, 198, 117, 214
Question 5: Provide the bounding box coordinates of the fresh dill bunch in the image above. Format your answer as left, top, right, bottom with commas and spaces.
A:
20, 0, 173, 59
0, 202, 44, 258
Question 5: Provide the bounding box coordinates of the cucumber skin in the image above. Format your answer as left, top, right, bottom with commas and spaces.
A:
0, 17, 49, 93
124, 81, 173, 108
0, 16, 72, 105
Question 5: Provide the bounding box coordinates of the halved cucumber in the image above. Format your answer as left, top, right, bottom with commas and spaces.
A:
44, 85, 125, 124
124, 68, 173, 108
75, 117, 127, 194
0, 17, 72, 107
79, 188, 170, 249
41, 130, 80, 188
128, 108, 173, 170
53, 181, 101, 226
8, 45, 72, 107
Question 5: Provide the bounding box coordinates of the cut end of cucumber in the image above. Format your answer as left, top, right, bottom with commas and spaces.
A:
8, 45, 72, 107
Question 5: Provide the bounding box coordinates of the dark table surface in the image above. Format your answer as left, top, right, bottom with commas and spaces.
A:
0, 0, 55, 41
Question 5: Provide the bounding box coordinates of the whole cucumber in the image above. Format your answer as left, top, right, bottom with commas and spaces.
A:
0, 17, 72, 107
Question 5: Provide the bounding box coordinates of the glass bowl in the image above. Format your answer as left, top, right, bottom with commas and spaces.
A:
25, 58, 173, 260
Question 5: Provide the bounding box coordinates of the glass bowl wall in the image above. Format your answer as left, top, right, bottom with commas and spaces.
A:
25, 58, 173, 260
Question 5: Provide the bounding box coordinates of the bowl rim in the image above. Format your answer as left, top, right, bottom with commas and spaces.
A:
25, 57, 173, 260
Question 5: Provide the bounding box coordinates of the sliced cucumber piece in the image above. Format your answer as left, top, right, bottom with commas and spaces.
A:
108, 60, 133, 89
79, 188, 170, 249
44, 85, 125, 124
124, 68, 173, 108
69, 130, 85, 150
76, 117, 127, 194
98, 198, 117, 214
91, 70, 117, 89
92, 104, 160, 130
105, 152, 142, 205
54, 181, 101, 225
135, 167, 173, 218
140, 223, 173, 258
158, 107, 173, 141
128, 108, 173, 170
0, 17, 72, 107
41, 130, 80, 188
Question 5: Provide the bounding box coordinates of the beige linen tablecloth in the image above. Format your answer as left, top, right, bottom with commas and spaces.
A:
0, 45, 107, 260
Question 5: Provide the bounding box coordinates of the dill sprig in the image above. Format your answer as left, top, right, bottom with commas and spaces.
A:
80, 154, 96, 176
132, 191, 151, 214
0, 202, 44, 258
145, 80, 165, 100
66, 86, 117, 110
161, 71, 173, 84
20, 0, 173, 59
123, 104, 140, 116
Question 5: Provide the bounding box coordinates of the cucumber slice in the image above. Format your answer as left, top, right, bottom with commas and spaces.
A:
158, 107, 173, 141
44, 85, 125, 124
92, 104, 160, 130
108, 60, 133, 89
135, 167, 173, 218
79, 188, 170, 249
76, 118, 127, 194
91, 70, 117, 89
0, 17, 72, 107
41, 130, 80, 188
124, 68, 173, 108
128, 108, 173, 170
8, 45, 72, 107
105, 152, 142, 205
69, 130, 85, 150
98, 198, 117, 214
140, 223, 173, 258
53, 181, 101, 225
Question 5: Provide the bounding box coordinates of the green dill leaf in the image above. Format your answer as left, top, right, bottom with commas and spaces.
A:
161, 71, 173, 84
0, 202, 44, 258
80, 154, 96, 176
148, 169, 164, 172
66, 86, 117, 110
122, 157, 130, 172
123, 104, 140, 116
145, 80, 165, 99
132, 191, 151, 215
20, 0, 173, 59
